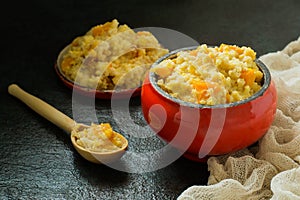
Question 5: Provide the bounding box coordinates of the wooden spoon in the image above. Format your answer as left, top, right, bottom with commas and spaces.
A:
8, 84, 128, 164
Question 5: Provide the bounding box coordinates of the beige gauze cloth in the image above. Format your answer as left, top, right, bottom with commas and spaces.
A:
178, 36, 300, 200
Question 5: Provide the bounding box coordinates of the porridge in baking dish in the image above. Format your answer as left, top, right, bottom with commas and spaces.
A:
60, 19, 168, 90
152, 44, 263, 105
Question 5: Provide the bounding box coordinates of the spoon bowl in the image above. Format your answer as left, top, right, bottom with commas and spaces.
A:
8, 84, 128, 164
71, 133, 127, 164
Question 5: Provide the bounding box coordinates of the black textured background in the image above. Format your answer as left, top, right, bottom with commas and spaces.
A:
1, 0, 300, 199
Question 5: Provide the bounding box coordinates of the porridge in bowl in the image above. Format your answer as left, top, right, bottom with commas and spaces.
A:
142, 44, 277, 160
152, 44, 263, 105
59, 19, 168, 91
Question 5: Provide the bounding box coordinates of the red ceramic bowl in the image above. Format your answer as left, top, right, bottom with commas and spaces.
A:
55, 45, 141, 99
141, 47, 277, 161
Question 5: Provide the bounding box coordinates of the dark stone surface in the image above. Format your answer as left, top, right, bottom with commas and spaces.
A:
1, 0, 300, 199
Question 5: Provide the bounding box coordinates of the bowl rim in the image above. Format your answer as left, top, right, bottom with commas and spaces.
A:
148, 46, 271, 109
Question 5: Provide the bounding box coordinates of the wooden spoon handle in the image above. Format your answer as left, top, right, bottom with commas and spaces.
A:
8, 84, 75, 133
